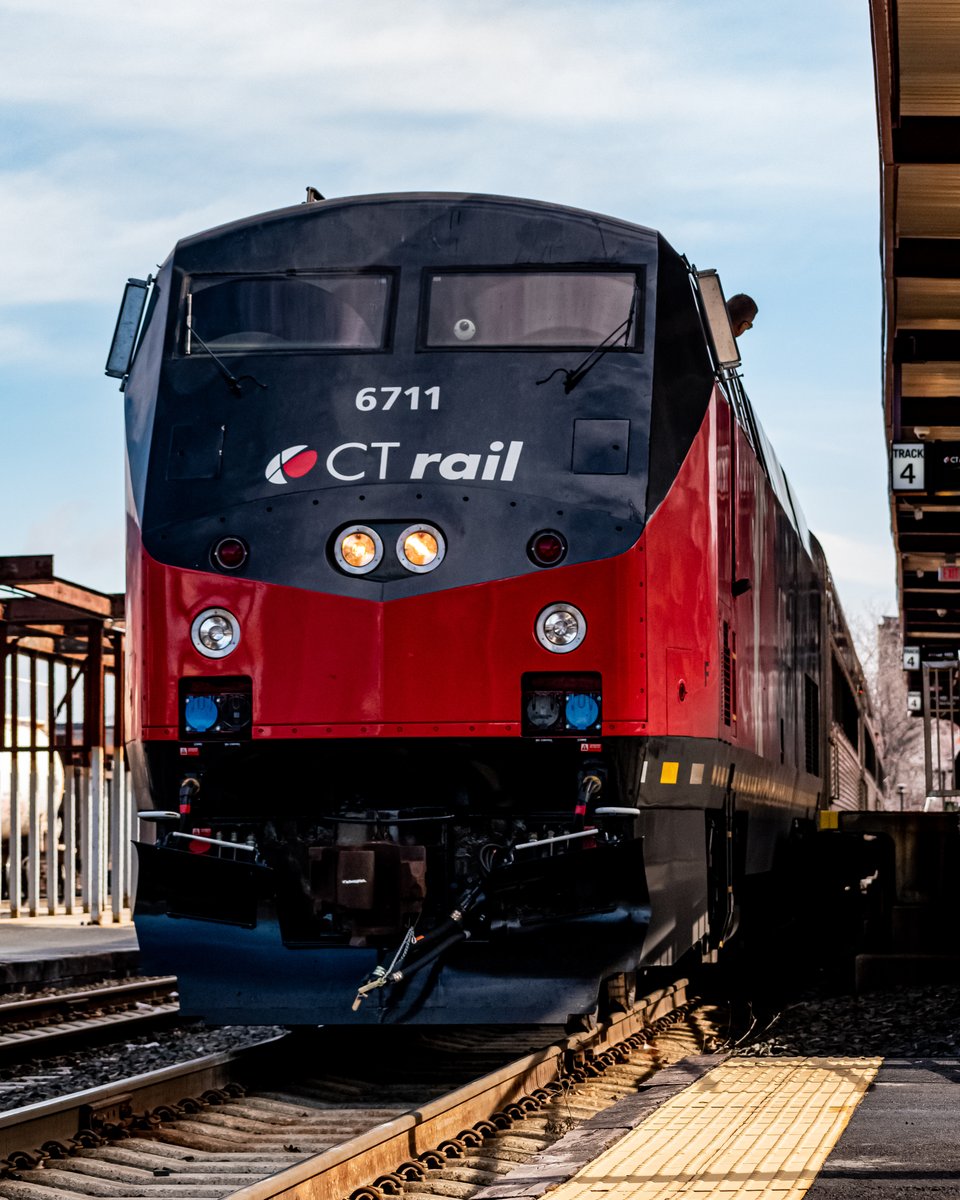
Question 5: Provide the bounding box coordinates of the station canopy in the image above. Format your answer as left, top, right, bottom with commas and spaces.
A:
873, 0, 960, 661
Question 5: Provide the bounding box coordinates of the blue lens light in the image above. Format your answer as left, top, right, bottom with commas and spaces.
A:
184, 694, 219, 732
565, 693, 600, 730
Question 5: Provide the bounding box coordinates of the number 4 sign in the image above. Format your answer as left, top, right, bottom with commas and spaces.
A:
892, 443, 925, 491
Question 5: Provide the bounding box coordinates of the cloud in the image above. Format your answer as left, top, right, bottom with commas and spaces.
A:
13, 500, 124, 595
0, 0, 877, 307
0, 320, 50, 362
0, 1, 872, 129
0, 162, 241, 304
817, 531, 897, 592
0, 0, 890, 601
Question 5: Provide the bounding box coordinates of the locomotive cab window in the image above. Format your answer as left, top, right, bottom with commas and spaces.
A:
183, 273, 392, 353
423, 270, 643, 349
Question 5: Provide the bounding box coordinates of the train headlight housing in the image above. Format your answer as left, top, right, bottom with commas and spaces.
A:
536, 603, 586, 653
397, 524, 445, 573
211, 536, 248, 571
528, 530, 567, 567
335, 526, 383, 575
191, 608, 241, 659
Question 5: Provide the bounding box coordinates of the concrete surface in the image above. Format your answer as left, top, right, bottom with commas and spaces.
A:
0, 914, 140, 988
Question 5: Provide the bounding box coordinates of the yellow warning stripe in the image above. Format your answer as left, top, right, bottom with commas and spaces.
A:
543, 1057, 879, 1199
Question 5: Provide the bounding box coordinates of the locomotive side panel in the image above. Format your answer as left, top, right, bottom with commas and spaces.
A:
641, 397, 720, 741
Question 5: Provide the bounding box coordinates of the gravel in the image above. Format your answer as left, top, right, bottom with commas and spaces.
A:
0, 1021, 283, 1112
8, 980, 958, 1114
738, 984, 960, 1058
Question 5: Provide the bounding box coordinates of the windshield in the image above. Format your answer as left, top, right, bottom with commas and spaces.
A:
424, 270, 642, 349
185, 273, 392, 352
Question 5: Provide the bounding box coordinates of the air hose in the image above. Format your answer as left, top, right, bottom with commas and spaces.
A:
351, 884, 485, 1011
176, 775, 201, 835
574, 772, 603, 831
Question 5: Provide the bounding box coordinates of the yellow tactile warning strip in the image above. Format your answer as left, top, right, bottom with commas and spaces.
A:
546, 1057, 881, 1199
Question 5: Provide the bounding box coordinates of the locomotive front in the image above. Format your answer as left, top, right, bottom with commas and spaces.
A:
116, 194, 716, 1024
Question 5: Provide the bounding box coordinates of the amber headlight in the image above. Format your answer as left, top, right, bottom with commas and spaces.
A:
191, 608, 241, 659
535, 603, 586, 654
335, 525, 383, 575
397, 524, 445, 573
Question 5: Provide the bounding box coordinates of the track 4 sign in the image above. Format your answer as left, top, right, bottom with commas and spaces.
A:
892, 443, 925, 491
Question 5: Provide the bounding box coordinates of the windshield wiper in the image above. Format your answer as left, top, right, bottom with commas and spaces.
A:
188, 326, 267, 399
536, 281, 639, 394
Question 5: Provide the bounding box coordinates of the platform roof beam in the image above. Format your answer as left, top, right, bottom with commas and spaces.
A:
871, 0, 960, 660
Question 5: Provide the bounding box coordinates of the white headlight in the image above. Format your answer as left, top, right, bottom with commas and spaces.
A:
191, 608, 241, 659
535, 603, 586, 654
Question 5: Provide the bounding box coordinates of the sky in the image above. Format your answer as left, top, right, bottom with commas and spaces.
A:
0, 0, 895, 621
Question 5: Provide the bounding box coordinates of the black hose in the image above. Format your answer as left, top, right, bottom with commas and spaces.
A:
574, 774, 603, 832
352, 886, 486, 1009
388, 928, 468, 985
406, 889, 485, 959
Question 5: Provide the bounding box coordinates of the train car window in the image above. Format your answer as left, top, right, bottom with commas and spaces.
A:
864, 729, 878, 780
832, 656, 860, 750
750, 408, 800, 537
783, 472, 813, 556
183, 273, 392, 353
724, 375, 758, 455
803, 675, 820, 776
423, 270, 643, 349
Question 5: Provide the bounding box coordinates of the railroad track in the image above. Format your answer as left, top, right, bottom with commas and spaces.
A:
0, 981, 719, 1200
0, 978, 180, 1063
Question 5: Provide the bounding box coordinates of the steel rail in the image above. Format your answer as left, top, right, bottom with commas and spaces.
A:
0, 977, 179, 1060
0, 982, 692, 1200
0, 1034, 286, 1164
227, 982, 688, 1200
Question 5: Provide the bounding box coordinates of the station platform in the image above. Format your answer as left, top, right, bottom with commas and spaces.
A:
0, 914, 140, 990
477, 1054, 960, 1200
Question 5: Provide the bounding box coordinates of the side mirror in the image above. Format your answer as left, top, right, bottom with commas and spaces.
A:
105, 277, 151, 379
695, 269, 741, 370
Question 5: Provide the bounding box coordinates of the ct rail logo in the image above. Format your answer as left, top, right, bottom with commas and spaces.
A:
265, 445, 318, 485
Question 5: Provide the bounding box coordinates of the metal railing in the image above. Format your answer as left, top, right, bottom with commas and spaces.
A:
922, 663, 960, 800
2, 745, 135, 922
1, 558, 130, 923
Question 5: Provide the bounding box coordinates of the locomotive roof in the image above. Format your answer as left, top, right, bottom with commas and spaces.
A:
173, 191, 662, 254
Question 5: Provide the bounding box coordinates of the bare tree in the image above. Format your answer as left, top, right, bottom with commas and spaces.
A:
850, 609, 926, 809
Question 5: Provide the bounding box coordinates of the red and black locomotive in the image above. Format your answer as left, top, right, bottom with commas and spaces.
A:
109, 192, 874, 1024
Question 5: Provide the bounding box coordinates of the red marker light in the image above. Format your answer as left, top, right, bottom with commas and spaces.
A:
528, 530, 567, 567
212, 537, 248, 570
